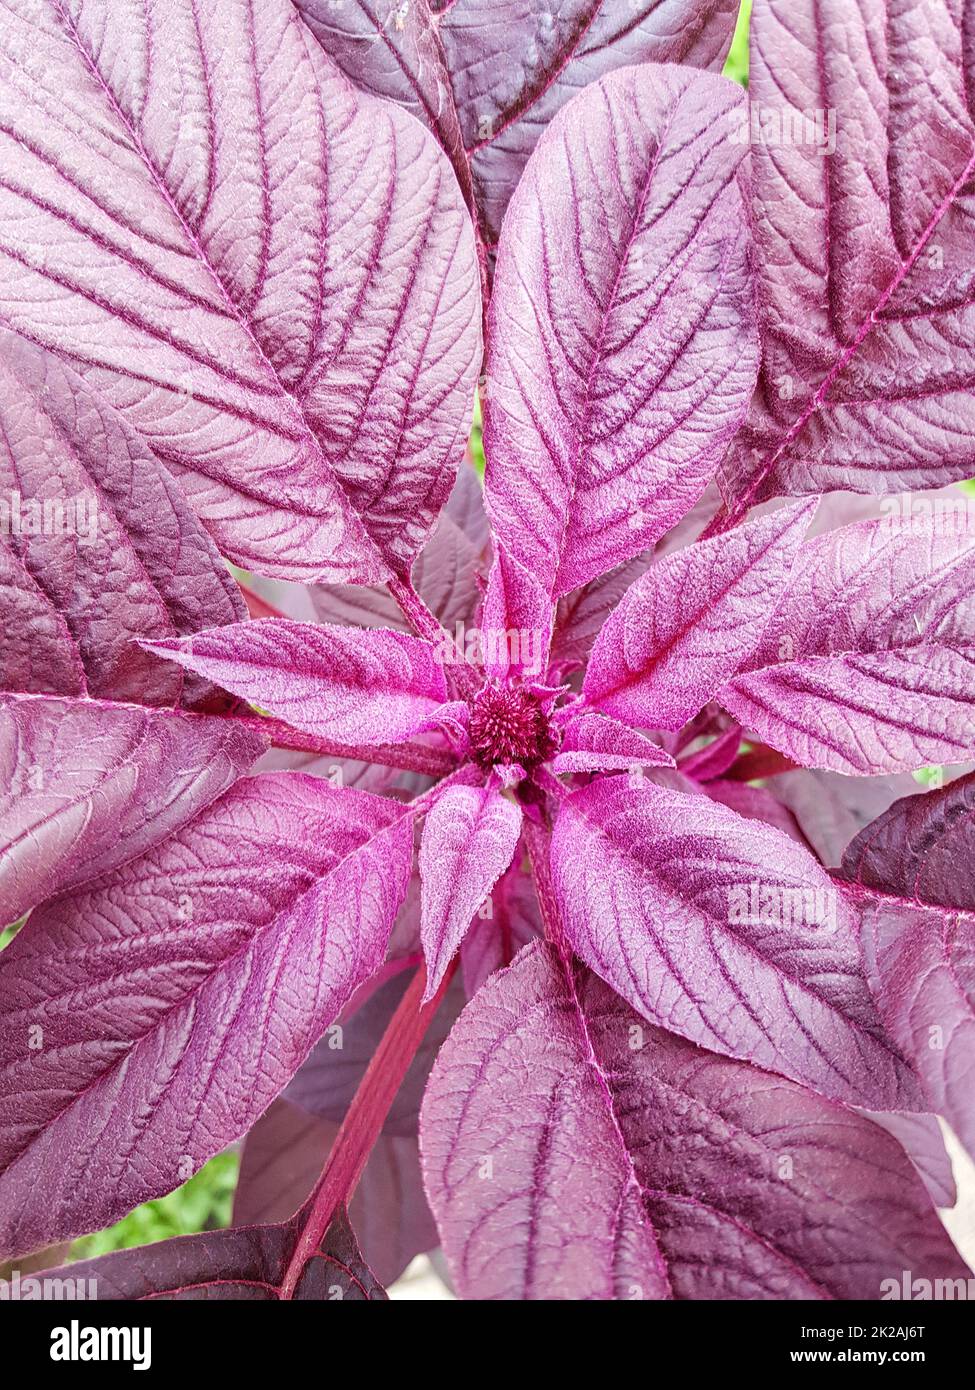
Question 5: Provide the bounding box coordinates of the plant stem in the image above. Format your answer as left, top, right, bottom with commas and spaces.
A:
280, 959, 456, 1298
228, 712, 459, 777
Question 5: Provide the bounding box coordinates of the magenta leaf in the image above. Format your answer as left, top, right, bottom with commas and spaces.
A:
0, 774, 413, 1258
235, 1098, 434, 1289
460, 852, 542, 998
721, 521, 975, 774
550, 775, 921, 1109
145, 620, 450, 746
842, 774, 975, 1160
583, 501, 815, 730
861, 1110, 957, 1212
283, 969, 466, 1134
52, 1206, 384, 1300
717, 0, 975, 516
0, 693, 264, 925
296, 0, 739, 251
421, 941, 965, 1299
419, 784, 523, 998
551, 711, 674, 774
0, 0, 480, 582
0, 334, 246, 709
483, 64, 759, 607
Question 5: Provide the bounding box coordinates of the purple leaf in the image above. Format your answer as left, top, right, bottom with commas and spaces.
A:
0, 333, 246, 710
842, 775, 975, 1160
460, 852, 541, 997
771, 767, 932, 869
0, 0, 480, 582
419, 784, 522, 997
583, 501, 815, 730
551, 711, 673, 774
717, 0, 975, 515
284, 969, 465, 1137
244, 460, 490, 638
550, 775, 921, 1109
53, 1206, 384, 1300
421, 941, 965, 1299
721, 521, 975, 774
703, 779, 806, 846
0, 774, 413, 1258
235, 1099, 435, 1290
296, 0, 739, 250
0, 693, 264, 924
145, 620, 450, 746
483, 64, 759, 606
860, 1110, 957, 1211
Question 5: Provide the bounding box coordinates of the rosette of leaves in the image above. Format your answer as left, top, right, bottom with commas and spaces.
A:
0, 0, 973, 1300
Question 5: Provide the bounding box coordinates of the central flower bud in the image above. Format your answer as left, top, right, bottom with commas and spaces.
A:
468, 684, 558, 770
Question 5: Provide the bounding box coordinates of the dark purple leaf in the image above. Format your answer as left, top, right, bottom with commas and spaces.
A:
0, 774, 413, 1258
718, 0, 975, 515
843, 775, 975, 1159
421, 941, 965, 1299
460, 851, 541, 997
55, 1206, 384, 1300
484, 64, 759, 607
296, 0, 739, 250
550, 775, 921, 1108
0, 692, 264, 924
235, 1098, 436, 1289
0, 0, 480, 582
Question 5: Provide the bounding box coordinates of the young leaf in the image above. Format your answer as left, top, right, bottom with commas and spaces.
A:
721, 521, 975, 774
483, 64, 759, 605
418, 784, 523, 998
583, 501, 815, 730
551, 712, 674, 774
145, 620, 450, 746
53, 1206, 384, 1300
718, 0, 975, 514
421, 942, 965, 1299
0, 693, 265, 924
550, 776, 921, 1109
842, 774, 975, 1160
295, 0, 739, 250
0, 774, 413, 1259
0, 0, 480, 582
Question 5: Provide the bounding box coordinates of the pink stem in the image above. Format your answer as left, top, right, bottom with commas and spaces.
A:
228, 712, 458, 777
280, 959, 456, 1299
